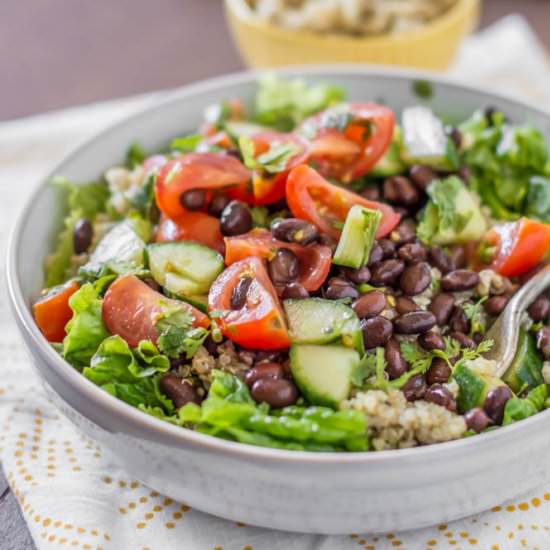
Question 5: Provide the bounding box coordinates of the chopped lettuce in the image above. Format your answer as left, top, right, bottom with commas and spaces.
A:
179, 371, 368, 451
417, 176, 487, 245
254, 75, 345, 131
62, 283, 110, 369
84, 335, 173, 412
460, 110, 550, 221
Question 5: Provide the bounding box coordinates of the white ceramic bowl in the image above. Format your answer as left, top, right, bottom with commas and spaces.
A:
8, 67, 550, 535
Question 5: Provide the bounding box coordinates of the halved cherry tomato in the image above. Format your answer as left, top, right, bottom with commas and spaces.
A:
156, 213, 225, 254
154, 153, 252, 219
485, 218, 550, 277
286, 165, 400, 240
249, 132, 310, 205
224, 229, 331, 291
300, 102, 395, 181
208, 257, 290, 350
103, 275, 209, 348
33, 280, 80, 342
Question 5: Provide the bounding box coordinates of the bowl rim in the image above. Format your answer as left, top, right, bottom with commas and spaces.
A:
224, 0, 479, 45
7, 64, 550, 465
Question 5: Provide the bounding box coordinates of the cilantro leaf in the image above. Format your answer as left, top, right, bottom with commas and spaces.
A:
154, 307, 209, 359
463, 297, 488, 336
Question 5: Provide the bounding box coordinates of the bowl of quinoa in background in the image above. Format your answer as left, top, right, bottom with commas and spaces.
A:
224, 0, 480, 69
8, 66, 550, 533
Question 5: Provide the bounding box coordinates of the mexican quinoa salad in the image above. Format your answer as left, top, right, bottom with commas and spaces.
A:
33, 77, 550, 452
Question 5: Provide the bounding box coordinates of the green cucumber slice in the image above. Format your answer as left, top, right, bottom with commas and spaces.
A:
290, 344, 360, 407
284, 298, 364, 353
502, 327, 544, 392
333, 205, 381, 269
147, 241, 224, 297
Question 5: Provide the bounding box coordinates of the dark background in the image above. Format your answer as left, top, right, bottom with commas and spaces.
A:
1, 0, 550, 121
1, 1, 550, 548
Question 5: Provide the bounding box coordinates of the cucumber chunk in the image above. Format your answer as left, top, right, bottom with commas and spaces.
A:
147, 241, 224, 297
401, 106, 459, 170
333, 205, 381, 269
290, 344, 360, 407
502, 327, 544, 392
453, 361, 509, 413
284, 298, 364, 353
370, 126, 406, 177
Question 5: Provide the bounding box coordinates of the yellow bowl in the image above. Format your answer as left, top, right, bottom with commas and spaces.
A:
224, 0, 480, 70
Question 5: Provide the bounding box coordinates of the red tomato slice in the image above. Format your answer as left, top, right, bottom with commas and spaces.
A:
300, 102, 395, 181
486, 218, 550, 277
33, 280, 80, 343
154, 152, 252, 219
224, 229, 332, 291
286, 165, 400, 240
250, 132, 309, 205
103, 275, 209, 348
156, 213, 225, 254
208, 257, 290, 350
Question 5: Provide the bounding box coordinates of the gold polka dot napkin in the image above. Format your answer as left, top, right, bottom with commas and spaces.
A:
2, 15, 550, 550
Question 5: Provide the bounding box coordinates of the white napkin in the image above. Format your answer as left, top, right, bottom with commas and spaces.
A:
2, 15, 550, 550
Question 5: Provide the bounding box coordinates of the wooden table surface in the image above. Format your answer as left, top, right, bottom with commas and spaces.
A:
1, 1, 549, 548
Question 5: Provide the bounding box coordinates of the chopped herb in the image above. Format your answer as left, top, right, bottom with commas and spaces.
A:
463, 297, 488, 336
412, 80, 434, 100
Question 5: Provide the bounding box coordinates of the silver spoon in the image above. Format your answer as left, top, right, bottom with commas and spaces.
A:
483, 264, 550, 378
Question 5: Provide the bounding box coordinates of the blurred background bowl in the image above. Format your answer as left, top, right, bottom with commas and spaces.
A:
224, 0, 480, 70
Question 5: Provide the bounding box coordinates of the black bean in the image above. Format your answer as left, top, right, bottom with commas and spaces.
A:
419, 332, 445, 352
385, 337, 408, 380
179, 188, 206, 211
424, 384, 456, 412
379, 239, 397, 259
361, 185, 381, 201
409, 164, 437, 191
528, 296, 550, 322
208, 192, 231, 217
352, 291, 386, 319
536, 327, 550, 359
426, 357, 451, 385
392, 219, 417, 245
362, 316, 393, 349
367, 242, 384, 266
271, 218, 319, 245
484, 386, 513, 425
220, 200, 252, 236
342, 266, 371, 285
402, 374, 427, 401
282, 282, 309, 300
231, 276, 253, 309
397, 242, 427, 263
395, 296, 420, 315
394, 311, 436, 334
440, 270, 480, 292
370, 259, 405, 286
449, 331, 475, 349
159, 373, 201, 409
268, 248, 300, 285
429, 293, 455, 326
383, 176, 420, 207
450, 306, 470, 334
143, 277, 161, 292
399, 262, 431, 296
73, 218, 93, 254
319, 234, 338, 252
484, 295, 509, 316
325, 277, 359, 300
448, 245, 466, 269
245, 362, 286, 387
429, 246, 454, 274
464, 408, 491, 433
447, 127, 462, 149
251, 378, 299, 408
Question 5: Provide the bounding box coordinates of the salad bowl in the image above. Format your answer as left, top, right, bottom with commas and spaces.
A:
7, 66, 550, 534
